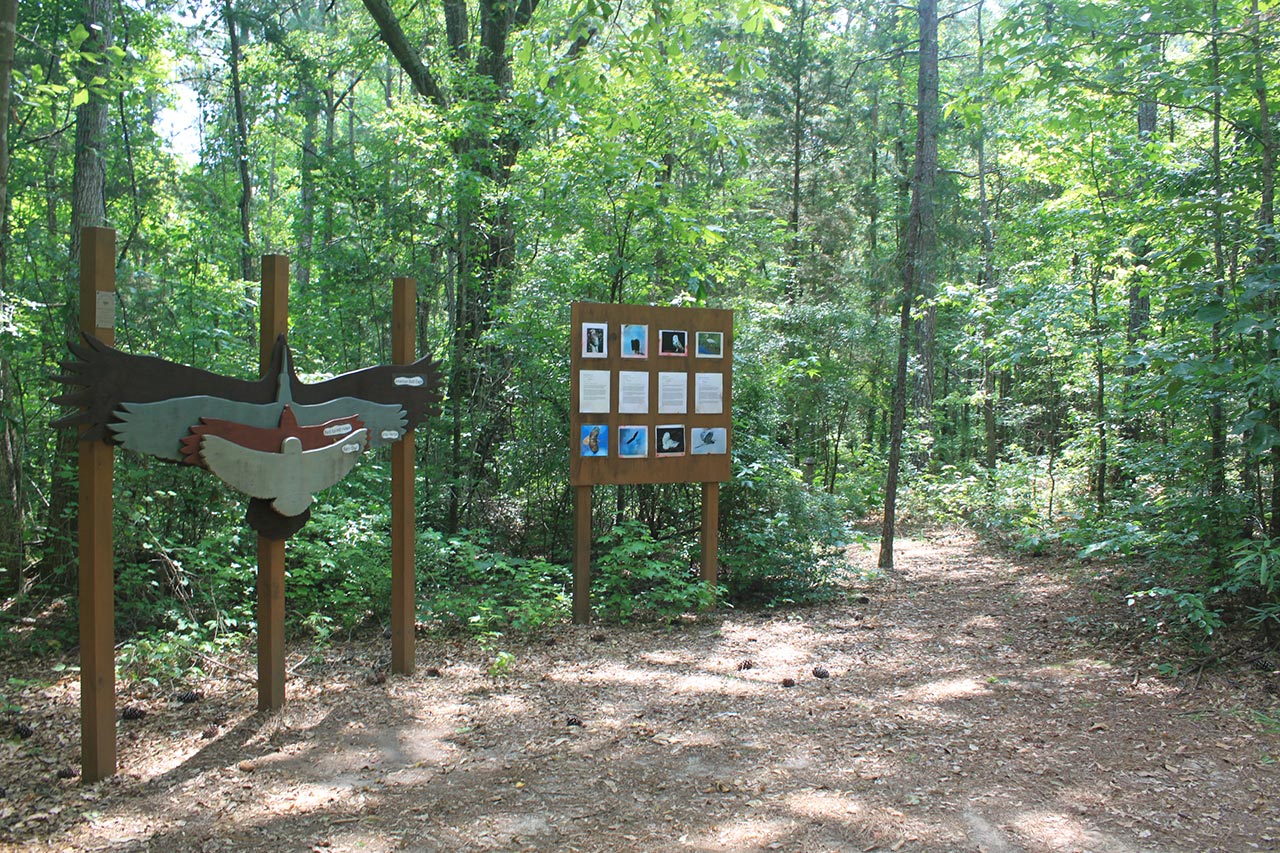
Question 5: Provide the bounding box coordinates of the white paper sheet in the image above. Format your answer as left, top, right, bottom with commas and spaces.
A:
619, 371, 650, 414
658, 371, 688, 414
579, 370, 611, 414
695, 373, 723, 414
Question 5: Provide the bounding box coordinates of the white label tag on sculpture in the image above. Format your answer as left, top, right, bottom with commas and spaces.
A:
324, 423, 354, 436
381, 429, 401, 441
341, 442, 363, 454
394, 375, 425, 386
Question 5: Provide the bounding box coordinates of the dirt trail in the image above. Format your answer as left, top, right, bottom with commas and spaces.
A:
3, 529, 1278, 852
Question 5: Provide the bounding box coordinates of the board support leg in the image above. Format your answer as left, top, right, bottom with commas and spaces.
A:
700, 481, 719, 591
573, 485, 593, 624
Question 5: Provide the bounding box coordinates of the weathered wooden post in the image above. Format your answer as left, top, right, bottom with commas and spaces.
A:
572, 485, 593, 624
78, 226, 116, 781
700, 482, 719, 585
390, 277, 416, 674
257, 255, 289, 711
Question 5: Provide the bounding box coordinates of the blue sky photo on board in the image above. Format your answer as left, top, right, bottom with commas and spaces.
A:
621, 324, 648, 358
618, 425, 648, 458
580, 424, 609, 456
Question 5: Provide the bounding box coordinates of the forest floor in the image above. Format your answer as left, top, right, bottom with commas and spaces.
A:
2, 528, 1279, 852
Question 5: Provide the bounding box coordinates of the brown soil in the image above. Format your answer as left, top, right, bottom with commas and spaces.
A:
2, 529, 1278, 852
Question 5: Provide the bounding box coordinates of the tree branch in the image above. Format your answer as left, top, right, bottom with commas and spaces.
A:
360, 0, 449, 109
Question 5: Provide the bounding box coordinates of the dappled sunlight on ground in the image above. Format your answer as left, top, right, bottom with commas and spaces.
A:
3, 529, 1279, 852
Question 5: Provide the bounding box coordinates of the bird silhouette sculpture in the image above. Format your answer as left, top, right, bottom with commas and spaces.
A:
54, 333, 442, 539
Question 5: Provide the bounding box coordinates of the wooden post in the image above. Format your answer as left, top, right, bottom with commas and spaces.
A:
700, 482, 719, 587
390, 277, 416, 674
257, 255, 289, 711
78, 227, 116, 782
572, 485, 592, 624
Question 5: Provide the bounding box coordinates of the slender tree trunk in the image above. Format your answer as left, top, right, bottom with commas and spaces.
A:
45, 0, 112, 581
297, 95, 318, 293
322, 86, 336, 248
1120, 49, 1157, 475
1208, 0, 1228, 558
976, 0, 998, 473
785, 0, 809, 303
225, 0, 254, 283
0, 0, 21, 590
879, 0, 939, 570
1087, 257, 1108, 514
1251, 0, 1280, 537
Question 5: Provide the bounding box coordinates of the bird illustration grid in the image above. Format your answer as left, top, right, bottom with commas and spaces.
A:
570, 302, 732, 487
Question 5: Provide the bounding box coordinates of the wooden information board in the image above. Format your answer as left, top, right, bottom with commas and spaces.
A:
569, 301, 733, 622
569, 302, 733, 486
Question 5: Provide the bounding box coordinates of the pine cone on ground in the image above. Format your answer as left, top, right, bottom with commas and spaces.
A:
121, 705, 147, 721
781, 677, 797, 688
812, 666, 830, 679
174, 689, 202, 704
14, 721, 34, 739
737, 659, 754, 671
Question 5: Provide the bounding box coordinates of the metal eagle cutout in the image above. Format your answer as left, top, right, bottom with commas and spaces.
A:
53, 333, 442, 539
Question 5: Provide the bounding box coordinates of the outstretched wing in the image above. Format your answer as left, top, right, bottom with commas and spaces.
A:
52, 333, 285, 443
289, 355, 443, 447
199, 430, 368, 517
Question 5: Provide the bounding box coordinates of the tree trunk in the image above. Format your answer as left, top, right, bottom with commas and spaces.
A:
1087, 256, 1108, 515
879, 0, 939, 570
1251, 0, 1280, 537
44, 0, 112, 582
976, 0, 999, 473
363, 0, 539, 532
1208, 0, 1228, 559
1121, 53, 1157, 465
0, 0, 20, 590
225, 0, 254, 283
297, 94, 318, 293
785, 0, 810, 303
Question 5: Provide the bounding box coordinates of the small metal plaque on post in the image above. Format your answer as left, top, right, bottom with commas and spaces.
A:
94, 292, 116, 330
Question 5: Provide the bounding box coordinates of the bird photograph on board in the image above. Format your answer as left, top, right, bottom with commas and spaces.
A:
655, 424, 686, 456
53, 333, 442, 539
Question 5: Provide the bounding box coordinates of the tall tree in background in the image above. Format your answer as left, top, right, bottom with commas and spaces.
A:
360, 0, 544, 530
44, 0, 112, 578
880, 0, 938, 570
224, 0, 253, 283
0, 0, 20, 588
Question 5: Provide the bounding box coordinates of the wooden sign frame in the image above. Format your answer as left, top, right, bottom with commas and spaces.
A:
568, 302, 733, 622
570, 302, 733, 486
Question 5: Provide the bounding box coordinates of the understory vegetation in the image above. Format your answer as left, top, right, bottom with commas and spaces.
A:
2, 0, 1280, 679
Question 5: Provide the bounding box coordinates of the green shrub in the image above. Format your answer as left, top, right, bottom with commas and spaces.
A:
720, 434, 853, 608
417, 529, 569, 635
593, 520, 714, 621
